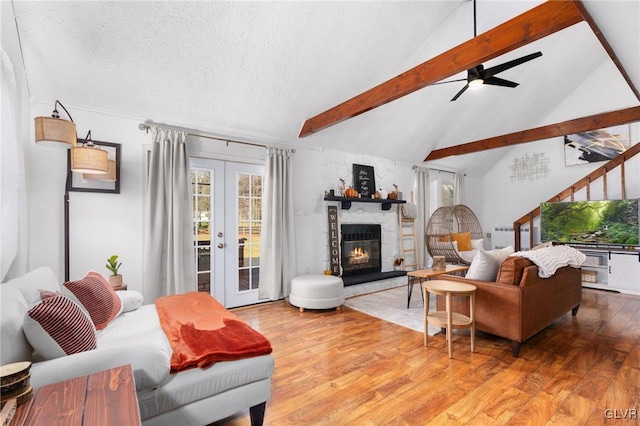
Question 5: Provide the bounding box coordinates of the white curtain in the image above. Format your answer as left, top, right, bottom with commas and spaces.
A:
142, 127, 195, 302
414, 167, 430, 268
1, 49, 28, 281
259, 148, 295, 300
454, 172, 465, 205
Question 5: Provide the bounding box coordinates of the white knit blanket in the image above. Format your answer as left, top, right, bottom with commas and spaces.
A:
510, 245, 586, 278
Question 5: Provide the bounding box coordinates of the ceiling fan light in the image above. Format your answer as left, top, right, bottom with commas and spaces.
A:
71, 146, 108, 174
34, 116, 77, 148
468, 78, 484, 89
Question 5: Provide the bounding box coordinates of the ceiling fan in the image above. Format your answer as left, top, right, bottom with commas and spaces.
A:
440, 51, 543, 101
437, 0, 542, 101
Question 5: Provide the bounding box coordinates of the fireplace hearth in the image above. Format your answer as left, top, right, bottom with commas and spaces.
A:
341, 224, 381, 278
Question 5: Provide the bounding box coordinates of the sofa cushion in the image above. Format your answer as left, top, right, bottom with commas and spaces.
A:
117, 290, 144, 312
63, 272, 122, 330
23, 294, 97, 359
4, 267, 61, 305
496, 256, 535, 286
0, 284, 32, 364
465, 249, 500, 281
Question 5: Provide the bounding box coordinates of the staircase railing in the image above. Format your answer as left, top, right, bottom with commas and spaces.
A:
513, 141, 640, 251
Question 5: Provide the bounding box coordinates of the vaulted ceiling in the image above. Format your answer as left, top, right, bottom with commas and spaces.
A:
10, 1, 640, 176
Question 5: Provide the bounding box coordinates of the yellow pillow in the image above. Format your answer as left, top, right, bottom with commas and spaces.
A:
450, 232, 472, 251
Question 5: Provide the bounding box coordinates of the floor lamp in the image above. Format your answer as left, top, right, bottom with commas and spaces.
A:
35, 101, 109, 281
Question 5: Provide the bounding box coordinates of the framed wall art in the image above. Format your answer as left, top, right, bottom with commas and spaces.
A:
564, 124, 630, 166
352, 163, 375, 197
67, 140, 121, 193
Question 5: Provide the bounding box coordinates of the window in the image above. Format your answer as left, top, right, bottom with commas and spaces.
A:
192, 168, 212, 293
429, 172, 455, 216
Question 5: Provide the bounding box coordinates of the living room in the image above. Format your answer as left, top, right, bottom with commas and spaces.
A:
2, 1, 640, 424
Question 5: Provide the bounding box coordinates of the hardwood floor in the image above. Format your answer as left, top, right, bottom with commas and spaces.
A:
219, 288, 640, 425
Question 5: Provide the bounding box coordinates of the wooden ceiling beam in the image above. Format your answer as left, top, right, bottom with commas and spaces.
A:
574, 2, 640, 101
298, 1, 585, 138
424, 106, 640, 161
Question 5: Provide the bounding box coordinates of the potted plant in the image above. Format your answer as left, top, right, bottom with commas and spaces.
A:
106, 255, 123, 287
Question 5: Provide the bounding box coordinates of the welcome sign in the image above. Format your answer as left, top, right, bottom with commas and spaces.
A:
327, 206, 340, 275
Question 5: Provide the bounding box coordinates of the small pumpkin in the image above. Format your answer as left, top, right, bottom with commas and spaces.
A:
378, 189, 387, 199
387, 192, 398, 200
373, 191, 381, 199
345, 187, 359, 198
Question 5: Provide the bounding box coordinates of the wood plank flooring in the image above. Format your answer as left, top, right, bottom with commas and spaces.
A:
217, 288, 640, 425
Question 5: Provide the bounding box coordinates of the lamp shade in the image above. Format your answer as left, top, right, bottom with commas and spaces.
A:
83, 159, 116, 182
71, 146, 108, 174
34, 117, 77, 147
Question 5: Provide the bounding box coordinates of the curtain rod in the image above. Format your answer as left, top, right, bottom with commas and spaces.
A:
414, 165, 456, 175
138, 123, 282, 151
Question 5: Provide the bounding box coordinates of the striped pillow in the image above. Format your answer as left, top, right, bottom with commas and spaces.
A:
63, 272, 122, 330
23, 294, 97, 359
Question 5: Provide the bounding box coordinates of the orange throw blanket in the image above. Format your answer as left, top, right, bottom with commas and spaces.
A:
155, 292, 272, 373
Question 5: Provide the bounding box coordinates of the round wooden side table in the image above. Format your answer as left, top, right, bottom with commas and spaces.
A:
423, 279, 476, 358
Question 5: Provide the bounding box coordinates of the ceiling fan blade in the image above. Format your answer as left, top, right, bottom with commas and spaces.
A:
450, 84, 470, 102
431, 78, 467, 86
483, 51, 542, 78
483, 76, 519, 88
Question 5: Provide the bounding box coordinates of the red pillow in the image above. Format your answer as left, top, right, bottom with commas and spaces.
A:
24, 294, 97, 359
63, 272, 122, 330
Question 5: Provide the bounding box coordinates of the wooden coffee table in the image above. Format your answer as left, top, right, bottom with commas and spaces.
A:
8, 364, 140, 426
406, 264, 469, 308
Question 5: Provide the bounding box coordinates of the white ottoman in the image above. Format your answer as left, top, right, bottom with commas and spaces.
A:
289, 275, 345, 312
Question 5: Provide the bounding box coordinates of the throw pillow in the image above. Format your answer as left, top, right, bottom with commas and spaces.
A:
116, 290, 144, 312
471, 238, 484, 250
489, 245, 515, 264
496, 257, 535, 286
63, 272, 122, 330
23, 294, 97, 360
465, 249, 500, 281
451, 232, 472, 251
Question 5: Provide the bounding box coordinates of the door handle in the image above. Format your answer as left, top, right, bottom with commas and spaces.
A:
218, 243, 226, 249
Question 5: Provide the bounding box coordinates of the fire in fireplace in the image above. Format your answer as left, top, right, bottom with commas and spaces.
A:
341, 224, 381, 278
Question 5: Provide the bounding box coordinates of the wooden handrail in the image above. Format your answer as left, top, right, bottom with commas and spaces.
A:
513, 141, 640, 250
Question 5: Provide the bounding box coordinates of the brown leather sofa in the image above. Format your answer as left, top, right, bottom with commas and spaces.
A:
439, 256, 582, 357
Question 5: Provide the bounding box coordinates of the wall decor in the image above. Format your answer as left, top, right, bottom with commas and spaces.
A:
564, 124, 630, 166
67, 140, 121, 193
510, 152, 549, 182
352, 163, 375, 197
327, 206, 340, 275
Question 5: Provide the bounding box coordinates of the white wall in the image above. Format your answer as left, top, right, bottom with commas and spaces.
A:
27, 102, 150, 289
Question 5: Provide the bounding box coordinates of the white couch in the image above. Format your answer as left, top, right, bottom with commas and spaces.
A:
0, 267, 274, 425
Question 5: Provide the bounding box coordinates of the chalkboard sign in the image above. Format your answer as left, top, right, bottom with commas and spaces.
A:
352, 164, 375, 197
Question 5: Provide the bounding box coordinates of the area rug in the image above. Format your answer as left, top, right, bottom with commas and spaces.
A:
344, 286, 441, 335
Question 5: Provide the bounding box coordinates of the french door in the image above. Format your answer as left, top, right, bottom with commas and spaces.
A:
191, 158, 264, 308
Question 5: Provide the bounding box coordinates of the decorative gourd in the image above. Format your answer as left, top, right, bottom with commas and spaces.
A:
387, 192, 397, 200
378, 189, 387, 199
345, 187, 358, 198
373, 191, 381, 199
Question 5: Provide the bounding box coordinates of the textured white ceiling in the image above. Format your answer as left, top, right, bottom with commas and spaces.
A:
12, 1, 640, 175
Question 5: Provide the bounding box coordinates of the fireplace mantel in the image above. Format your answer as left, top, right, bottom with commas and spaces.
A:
324, 196, 406, 211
